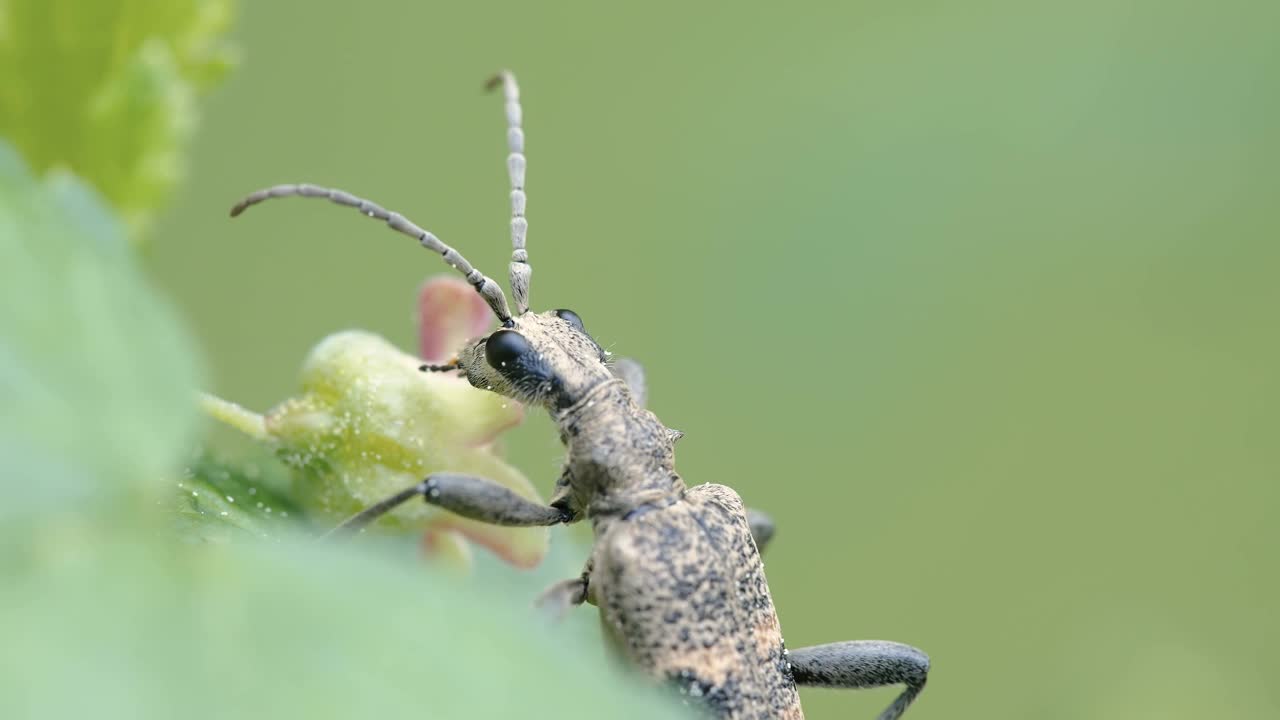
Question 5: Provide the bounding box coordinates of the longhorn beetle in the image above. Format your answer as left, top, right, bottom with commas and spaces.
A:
229, 71, 929, 720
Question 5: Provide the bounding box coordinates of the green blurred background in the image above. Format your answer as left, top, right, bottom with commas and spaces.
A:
144, 1, 1276, 717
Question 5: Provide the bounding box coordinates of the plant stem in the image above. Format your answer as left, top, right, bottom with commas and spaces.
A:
199, 392, 269, 441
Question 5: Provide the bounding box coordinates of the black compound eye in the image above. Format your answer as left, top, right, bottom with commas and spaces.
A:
554, 308, 585, 332
485, 329, 532, 369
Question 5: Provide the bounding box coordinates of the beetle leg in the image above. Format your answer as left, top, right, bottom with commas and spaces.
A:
535, 570, 591, 621
746, 507, 777, 553
788, 640, 929, 720
609, 358, 688, 444
326, 472, 572, 537
548, 466, 584, 523
609, 357, 647, 407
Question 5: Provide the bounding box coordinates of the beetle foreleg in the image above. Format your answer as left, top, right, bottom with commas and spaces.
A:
746, 507, 777, 553
789, 640, 929, 720
326, 472, 572, 536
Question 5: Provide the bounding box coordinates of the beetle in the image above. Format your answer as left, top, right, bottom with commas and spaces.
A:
229, 71, 929, 720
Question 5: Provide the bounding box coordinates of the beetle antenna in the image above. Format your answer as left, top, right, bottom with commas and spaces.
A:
487, 70, 530, 315
230, 184, 513, 323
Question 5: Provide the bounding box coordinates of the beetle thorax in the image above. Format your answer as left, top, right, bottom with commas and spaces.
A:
554, 380, 685, 517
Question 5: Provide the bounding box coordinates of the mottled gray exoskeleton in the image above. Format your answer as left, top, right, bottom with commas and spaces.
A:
229, 71, 929, 720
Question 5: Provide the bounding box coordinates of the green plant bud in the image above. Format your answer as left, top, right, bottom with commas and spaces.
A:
263, 330, 546, 568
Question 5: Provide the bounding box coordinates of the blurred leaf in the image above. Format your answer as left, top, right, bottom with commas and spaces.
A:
0, 525, 692, 720
0, 0, 236, 239
0, 140, 201, 517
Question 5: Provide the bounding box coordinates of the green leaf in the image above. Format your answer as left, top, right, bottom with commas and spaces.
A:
0, 528, 694, 720
173, 447, 303, 541
0, 140, 201, 517
0, 0, 236, 240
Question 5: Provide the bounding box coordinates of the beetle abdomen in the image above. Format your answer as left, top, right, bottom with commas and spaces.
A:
593, 484, 803, 719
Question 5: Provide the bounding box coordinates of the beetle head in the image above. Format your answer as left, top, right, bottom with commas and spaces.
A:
452, 309, 611, 410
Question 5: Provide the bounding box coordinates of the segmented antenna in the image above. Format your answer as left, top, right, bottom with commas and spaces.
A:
487, 70, 531, 315
229, 184, 512, 323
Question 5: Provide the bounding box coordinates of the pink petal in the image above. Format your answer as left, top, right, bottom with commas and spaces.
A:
423, 514, 548, 570
419, 526, 474, 571
418, 276, 494, 363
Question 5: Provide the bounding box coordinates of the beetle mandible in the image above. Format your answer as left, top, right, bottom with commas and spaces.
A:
229, 71, 929, 720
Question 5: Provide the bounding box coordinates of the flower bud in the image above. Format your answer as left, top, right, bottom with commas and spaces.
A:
265, 330, 545, 568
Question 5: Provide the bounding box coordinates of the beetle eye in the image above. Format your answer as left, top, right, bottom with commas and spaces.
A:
485, 329, 532, 368
554, 308, 585, 332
